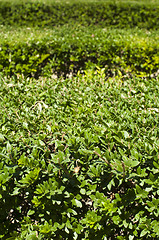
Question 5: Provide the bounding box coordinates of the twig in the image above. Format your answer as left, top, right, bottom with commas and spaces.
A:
94, 151, 113, 168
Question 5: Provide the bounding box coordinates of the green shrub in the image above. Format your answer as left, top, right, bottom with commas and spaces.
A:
0, 0, 158, 29
0, 27, 158, 78
0, 72, 159, 239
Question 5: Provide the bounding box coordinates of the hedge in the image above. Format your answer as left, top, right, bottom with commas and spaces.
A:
0, 27, 158, 78
0, 0, 159, 29
0, 72, 159, 239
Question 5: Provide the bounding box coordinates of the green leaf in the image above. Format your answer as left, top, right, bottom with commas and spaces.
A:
129, 236, 134, 240
26, 232, 38, 240
136, 185, 148, 199
122, 131, 129, 139
140, 229, 149, 237
72, 199, 82, 208
27, 210, 35, 216
0, 133, 5, 142
6, 141, 12, 152
80, 188, 86, 195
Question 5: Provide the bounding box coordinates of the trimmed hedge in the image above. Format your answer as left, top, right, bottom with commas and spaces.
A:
0, 0, 159, 29
0, 27, 159, 78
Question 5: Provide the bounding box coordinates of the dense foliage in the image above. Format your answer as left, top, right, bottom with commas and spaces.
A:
0, 0, 158, 29
0, 72, 159, 239
0, 26, 159, 78
0, 0, 159, 239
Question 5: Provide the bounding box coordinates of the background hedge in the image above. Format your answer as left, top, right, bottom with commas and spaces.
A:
0, 0, 159, 29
